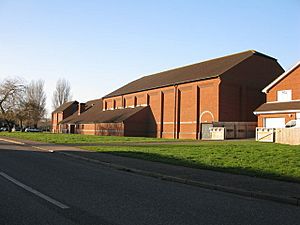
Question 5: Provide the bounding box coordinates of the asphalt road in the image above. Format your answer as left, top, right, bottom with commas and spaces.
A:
0, 140, 299, 225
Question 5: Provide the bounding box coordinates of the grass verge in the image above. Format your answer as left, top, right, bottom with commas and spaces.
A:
0, 132, 179, 144
82, 141, 300, 183
1, 132, 299, 182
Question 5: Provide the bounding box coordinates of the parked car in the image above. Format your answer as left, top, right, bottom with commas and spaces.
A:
25, 128, 41, 132
12, 127, 21, 132
285, 120, 300, 128
0, 127, 8, 132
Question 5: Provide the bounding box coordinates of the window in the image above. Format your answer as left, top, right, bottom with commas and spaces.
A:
147, 94, 150, 106
277, 90, 292, 102
134, 96, 137, 107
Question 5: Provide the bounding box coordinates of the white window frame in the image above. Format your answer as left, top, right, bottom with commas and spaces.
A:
277, 90, 292, 102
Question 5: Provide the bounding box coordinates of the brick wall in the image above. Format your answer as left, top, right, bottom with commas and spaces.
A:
220, 55, 284, 122
266, 66, 300, 102
76, 123, 124, 136
124, 107, 155, 137
51, 102, 78, 133
103, 78, 221, 139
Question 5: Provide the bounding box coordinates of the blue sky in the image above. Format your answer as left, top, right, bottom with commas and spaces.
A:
0, 0, 299, 115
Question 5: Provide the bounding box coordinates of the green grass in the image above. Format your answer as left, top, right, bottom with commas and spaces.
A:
0, 132, 179, 144
83, 141, 300, 182
1, 132, 300, 182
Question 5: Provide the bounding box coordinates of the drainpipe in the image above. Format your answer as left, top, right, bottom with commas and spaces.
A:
174, 85, 178, 139
160, 91, 164, 138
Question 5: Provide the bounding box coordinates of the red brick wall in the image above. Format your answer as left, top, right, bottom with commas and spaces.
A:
124, 107, 155, 137
161, 89, 175, 139
51, 113, 59, 133
220, 55, 284, 122
104, 78, 220, 139
76, 123, 124, 136
51, 102, 78, 133
267, 65, 300, 102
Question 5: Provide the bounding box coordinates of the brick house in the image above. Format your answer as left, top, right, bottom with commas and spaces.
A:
254, 61, 300, 128
51, 101, 78, 133
52, 50, 284, 139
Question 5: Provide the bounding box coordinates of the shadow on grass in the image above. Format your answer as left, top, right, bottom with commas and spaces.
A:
76, 150, 300, 184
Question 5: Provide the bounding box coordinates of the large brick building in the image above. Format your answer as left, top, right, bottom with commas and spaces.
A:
254, 61, 300, 128
52, 50, 284, 139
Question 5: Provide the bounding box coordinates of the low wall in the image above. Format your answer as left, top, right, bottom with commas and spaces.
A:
76, 123, 125, 136
275, 128, 300, 145
213, 122, 257, 139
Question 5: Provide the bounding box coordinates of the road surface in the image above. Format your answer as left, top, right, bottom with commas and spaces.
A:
0, 140, 299, 225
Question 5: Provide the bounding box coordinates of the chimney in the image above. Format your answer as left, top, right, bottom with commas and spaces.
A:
78, 103, 85, 115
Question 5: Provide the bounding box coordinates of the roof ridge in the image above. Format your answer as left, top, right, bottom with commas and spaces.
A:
140, 50, 255, 79
104, 50, 279, 98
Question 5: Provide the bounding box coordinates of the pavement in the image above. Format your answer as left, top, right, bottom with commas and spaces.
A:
1, 136, 300, 208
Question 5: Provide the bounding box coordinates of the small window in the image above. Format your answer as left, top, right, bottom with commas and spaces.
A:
277, 90, 292, 102
147, 94, 150, 106
134, 96, 137, 107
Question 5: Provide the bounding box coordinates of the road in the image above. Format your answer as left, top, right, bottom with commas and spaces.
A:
0, 140, 299, 225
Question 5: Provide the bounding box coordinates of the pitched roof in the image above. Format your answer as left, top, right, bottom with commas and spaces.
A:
104, 50, 277, 98
254, 101, 300, 114
85, 98, 103, 108
59, 99, 101, 124
52, 101, 78, 113
262, 61, 300, 93
60, 104, 147, 124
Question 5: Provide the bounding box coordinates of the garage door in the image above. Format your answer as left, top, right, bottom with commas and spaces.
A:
265, 118, 285, 128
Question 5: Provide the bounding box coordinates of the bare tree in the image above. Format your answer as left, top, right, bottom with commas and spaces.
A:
25, 80, 47, 128
52, 78, 72, 109
0, 78, 25, 131
14, 92, 27, 130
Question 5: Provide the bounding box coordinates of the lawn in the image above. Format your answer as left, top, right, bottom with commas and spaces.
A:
1, 132, 299, 182
0, 132, 178, 144
83, 141, 300, 182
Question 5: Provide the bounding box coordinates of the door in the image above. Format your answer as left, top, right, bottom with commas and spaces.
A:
70, 125, 75, 134
264, 118, 285, 128
201, 123, 213, 139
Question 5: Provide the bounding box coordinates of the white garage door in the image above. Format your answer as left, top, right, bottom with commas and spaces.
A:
265, 118, 285, 128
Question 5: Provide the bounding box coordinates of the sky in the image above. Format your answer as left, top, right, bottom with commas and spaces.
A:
0, 0, 299, 116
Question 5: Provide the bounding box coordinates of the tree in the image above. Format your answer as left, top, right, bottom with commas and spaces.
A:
24, 80, 47, 128
14, 93, 27, 130
0, 78, 25, 131
52, 78, 72, 109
